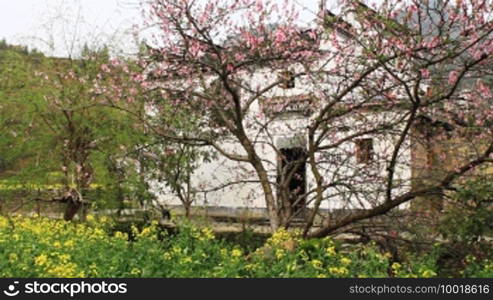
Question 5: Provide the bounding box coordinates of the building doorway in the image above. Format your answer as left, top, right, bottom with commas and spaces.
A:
278, 147, 307, 219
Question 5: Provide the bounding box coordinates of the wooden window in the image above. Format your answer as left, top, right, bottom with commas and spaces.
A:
355, 138, 373, 164
279, 70, 295, 89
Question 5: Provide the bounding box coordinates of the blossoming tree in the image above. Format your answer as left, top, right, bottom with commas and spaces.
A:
109, 0, 493, 236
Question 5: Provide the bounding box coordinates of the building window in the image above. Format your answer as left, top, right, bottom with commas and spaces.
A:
279, 70, 295, 89
355, 138, 373, 164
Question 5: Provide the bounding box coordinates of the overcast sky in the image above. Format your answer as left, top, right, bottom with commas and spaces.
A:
0, 0, 142, 57
0, 0, 330, 57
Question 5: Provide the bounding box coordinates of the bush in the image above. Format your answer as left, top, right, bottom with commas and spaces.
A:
0, 215, 488, 278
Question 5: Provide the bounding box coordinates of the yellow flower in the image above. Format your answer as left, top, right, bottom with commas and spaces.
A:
286, 262, 297, 272
131, 225, 140, 236
63, 240, 75, 248
140, 227, 152, 236
91, 228, 106, 239
316, 273, 327, 278
58, 254, 71, 262
35, 254, 48, 266
8, 253, 18, 262
53, 241, 62, 248
328, 267, 349, 276
46, 262, 78, 278
136, 222, 158, 239
220, 248, 229, 257
267, 228, 294, 246
340, 257, 351, 266
231, 249, 243, 258
163, 253, 172, 260
275, 249, 285, 259
420, 269, 437, 278
89, 264, 99, 276
391, 262, 402, 270
326, 246, 336, 256
130, 268, 141, 276
0, 217, 8, 228
114, 231, 128, 240
180, 257, 193, 264
311, 259, 323, 269
200, 227, 215, 241
100, 216, 111, 225
172, 246, 182, 254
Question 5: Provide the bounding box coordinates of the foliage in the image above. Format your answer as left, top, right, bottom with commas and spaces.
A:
1, 216, 489, 278
427, 177, 493, 276
0, 43, 153, 217
0, 43, 53, 181
440, 177, 493, 245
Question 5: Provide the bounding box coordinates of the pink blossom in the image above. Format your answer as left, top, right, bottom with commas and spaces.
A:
110, 58, 121, 67
448, 71, 459, 85
255, 0, 263, 12
274, 29, 287, 45
420, 68, 430, 78
234, 53, 246, 61
477, 80, 492, 98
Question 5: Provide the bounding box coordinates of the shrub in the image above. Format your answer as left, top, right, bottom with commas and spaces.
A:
0, 215, 488, 278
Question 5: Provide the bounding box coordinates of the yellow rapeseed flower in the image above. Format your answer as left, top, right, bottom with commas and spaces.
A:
89, 264, 99, 276
311, 259, 323, 269
58, 254, 71, 262
34, 254, 49, 266
340, 257, 352, 266
275, 249, 285, 260
328, 267, 349, 276
200, 227, 215, 241
421, 269, 437, 278
220, 248, 228, 257
8, 253, 18, 263
180, 257, 193, 264
286, 262, 297, 272
47, 262, 78, 278
267, 228, 293, 246
114, 231, 128, 240
63, 240, 75, 248
326, 246, 336, 256
0, 217, 8, 228
231, 249, 243, 258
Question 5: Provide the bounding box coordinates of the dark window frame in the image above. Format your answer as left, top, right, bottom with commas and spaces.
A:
355, 138, 374, 164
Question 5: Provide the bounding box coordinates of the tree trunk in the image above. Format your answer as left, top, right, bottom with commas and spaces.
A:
64, 198, 82, 221
62, 189, 83, 221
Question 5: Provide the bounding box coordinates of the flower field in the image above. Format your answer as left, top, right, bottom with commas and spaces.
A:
0, 216, 491, 278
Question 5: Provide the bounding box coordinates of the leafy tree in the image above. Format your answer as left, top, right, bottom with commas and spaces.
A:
0, 43, 147, 219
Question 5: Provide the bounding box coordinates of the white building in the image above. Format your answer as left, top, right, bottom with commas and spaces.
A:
150, 6, 416, 222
